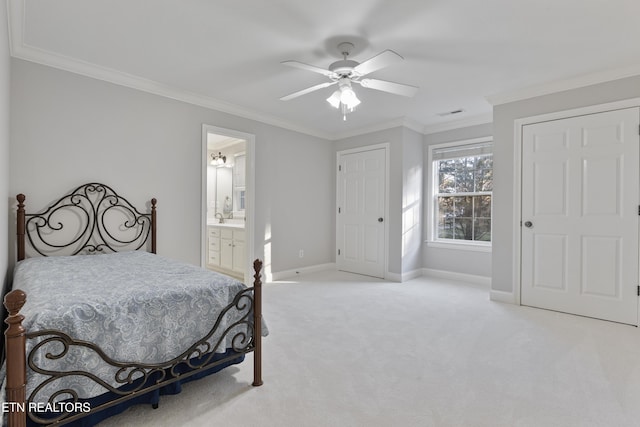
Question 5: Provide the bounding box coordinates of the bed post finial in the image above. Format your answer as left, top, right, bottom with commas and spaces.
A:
4, 289, 27, 427
253, 259, 262, 288
151, 198, 157, 254
16, 194, 26, 262
252, 259, 263, 387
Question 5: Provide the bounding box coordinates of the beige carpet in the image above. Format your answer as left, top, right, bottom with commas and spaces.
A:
100, 270, 640, 427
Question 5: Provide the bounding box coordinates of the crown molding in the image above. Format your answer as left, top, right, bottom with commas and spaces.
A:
398, 117, 426, 135
486, 63, 640, 106
10, 43, 494, 141
330, 117, 426, 140
7, 0, 332, 140
422, 113, 493, 135
13, 43, 334, 140
7, 0, 494, 142
329, 113, 494, 140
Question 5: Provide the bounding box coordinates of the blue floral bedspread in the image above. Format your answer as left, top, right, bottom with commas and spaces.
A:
12, 251, 265, 403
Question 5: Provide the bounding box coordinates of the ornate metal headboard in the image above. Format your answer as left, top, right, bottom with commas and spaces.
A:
16, 183, 157, 261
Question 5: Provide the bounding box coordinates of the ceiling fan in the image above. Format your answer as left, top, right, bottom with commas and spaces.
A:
280, 42, 419, 120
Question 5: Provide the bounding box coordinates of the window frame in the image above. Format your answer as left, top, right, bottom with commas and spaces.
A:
427, 137, 493, 252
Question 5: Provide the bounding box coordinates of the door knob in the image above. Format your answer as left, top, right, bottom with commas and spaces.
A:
378, 217, 384, 222
524, 221, 533, 228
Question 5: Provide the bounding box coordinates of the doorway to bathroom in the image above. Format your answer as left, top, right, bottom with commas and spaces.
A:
201, 124, 255, 284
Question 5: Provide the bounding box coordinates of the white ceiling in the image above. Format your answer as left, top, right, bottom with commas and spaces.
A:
8, 0, 640, 139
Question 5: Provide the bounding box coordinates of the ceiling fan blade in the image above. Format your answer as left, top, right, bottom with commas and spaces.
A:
358, 78, 419, 97
281, 60, 336, 78
353, 50, 404, 76
280, 81, 337, 101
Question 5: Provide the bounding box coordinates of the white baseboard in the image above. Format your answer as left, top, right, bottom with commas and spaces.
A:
385, 271, 402, 282
422, 268, 491, 288
270, 263, 336, 281
489, 289, 517, 304
270, 265, 493, 288
400, 268, 424, 282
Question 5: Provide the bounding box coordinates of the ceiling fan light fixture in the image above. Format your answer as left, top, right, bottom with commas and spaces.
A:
340, 87, 360, 109
282, 41, 418, 121
327, 85, 360, 121
326, 90, 341, 109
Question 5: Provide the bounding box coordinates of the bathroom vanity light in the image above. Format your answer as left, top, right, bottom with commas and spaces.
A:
210, 152, 226, 166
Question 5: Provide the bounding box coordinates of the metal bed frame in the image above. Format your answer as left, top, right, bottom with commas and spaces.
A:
3, 183, 263, 426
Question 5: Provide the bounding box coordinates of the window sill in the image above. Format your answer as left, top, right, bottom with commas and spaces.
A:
425, 240, 492, 253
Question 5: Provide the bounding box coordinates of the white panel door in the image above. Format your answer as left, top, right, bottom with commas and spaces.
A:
521, 107, 640, 325
337, 148, 386, 278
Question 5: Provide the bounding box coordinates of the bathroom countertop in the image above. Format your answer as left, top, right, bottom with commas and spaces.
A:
207, 221, 245, 229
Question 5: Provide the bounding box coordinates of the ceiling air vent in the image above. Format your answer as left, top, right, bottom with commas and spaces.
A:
437, 109, 465, 117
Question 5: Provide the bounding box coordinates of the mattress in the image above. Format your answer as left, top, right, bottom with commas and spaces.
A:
12, 251, 264, 403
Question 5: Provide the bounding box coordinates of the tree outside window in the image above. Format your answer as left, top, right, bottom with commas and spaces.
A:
433, 145, 492, 244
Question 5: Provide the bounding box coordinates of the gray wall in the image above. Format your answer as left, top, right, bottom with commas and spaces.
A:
401, 127, 424, 275
1, 4, 10, 294
423, 123, 493, 278
492, 75, 640, 294
9, 59, 334, 277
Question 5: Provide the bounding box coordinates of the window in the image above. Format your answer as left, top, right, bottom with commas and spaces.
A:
430, 138, 493, 246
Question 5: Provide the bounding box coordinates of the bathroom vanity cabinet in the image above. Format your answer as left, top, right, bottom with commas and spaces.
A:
207, 225, 245, 278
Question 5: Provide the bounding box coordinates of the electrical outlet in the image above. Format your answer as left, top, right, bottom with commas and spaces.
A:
299, 249, 304, 258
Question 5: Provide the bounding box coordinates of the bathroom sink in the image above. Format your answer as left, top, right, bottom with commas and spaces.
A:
207, 220, 244, 228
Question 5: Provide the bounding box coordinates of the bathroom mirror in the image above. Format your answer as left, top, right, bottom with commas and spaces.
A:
215, 167, 233, 218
